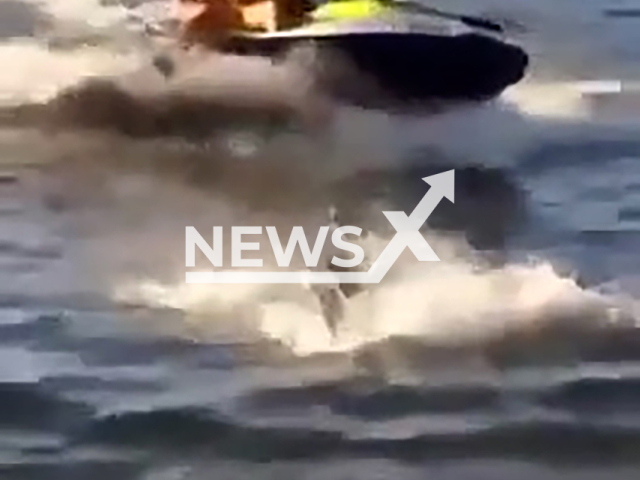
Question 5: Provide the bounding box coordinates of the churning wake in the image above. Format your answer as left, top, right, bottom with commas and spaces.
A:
3, 0, 640, 360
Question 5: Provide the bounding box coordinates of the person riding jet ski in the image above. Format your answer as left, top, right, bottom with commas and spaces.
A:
170, 0, 528, 111
176, 0, 395, 46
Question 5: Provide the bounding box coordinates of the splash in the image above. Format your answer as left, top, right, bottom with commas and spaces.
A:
0, 41, 143, 106
114, 228, 625, 357
5, 0, 640, 361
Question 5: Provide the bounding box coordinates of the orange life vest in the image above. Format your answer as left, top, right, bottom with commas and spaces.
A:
177, 0, 247, 46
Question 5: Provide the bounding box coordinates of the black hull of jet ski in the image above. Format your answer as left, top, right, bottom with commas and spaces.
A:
219, 31, 529, 109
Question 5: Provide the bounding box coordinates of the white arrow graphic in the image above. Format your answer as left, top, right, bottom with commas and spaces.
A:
186, 170, 455, 284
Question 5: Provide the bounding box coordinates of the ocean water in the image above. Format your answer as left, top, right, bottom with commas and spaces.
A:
2, 1, 640, 479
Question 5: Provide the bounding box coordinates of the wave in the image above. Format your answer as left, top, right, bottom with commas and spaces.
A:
74, 405, 640, 464
3, 0, 640, 367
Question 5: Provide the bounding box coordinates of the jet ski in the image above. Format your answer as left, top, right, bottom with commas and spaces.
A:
214, 2, 530, 111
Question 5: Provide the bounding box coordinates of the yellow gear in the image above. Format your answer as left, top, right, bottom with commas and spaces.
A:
311, 0, 388, 21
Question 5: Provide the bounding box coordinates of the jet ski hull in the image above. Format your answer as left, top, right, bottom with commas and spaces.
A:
219, 31, 529, 108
